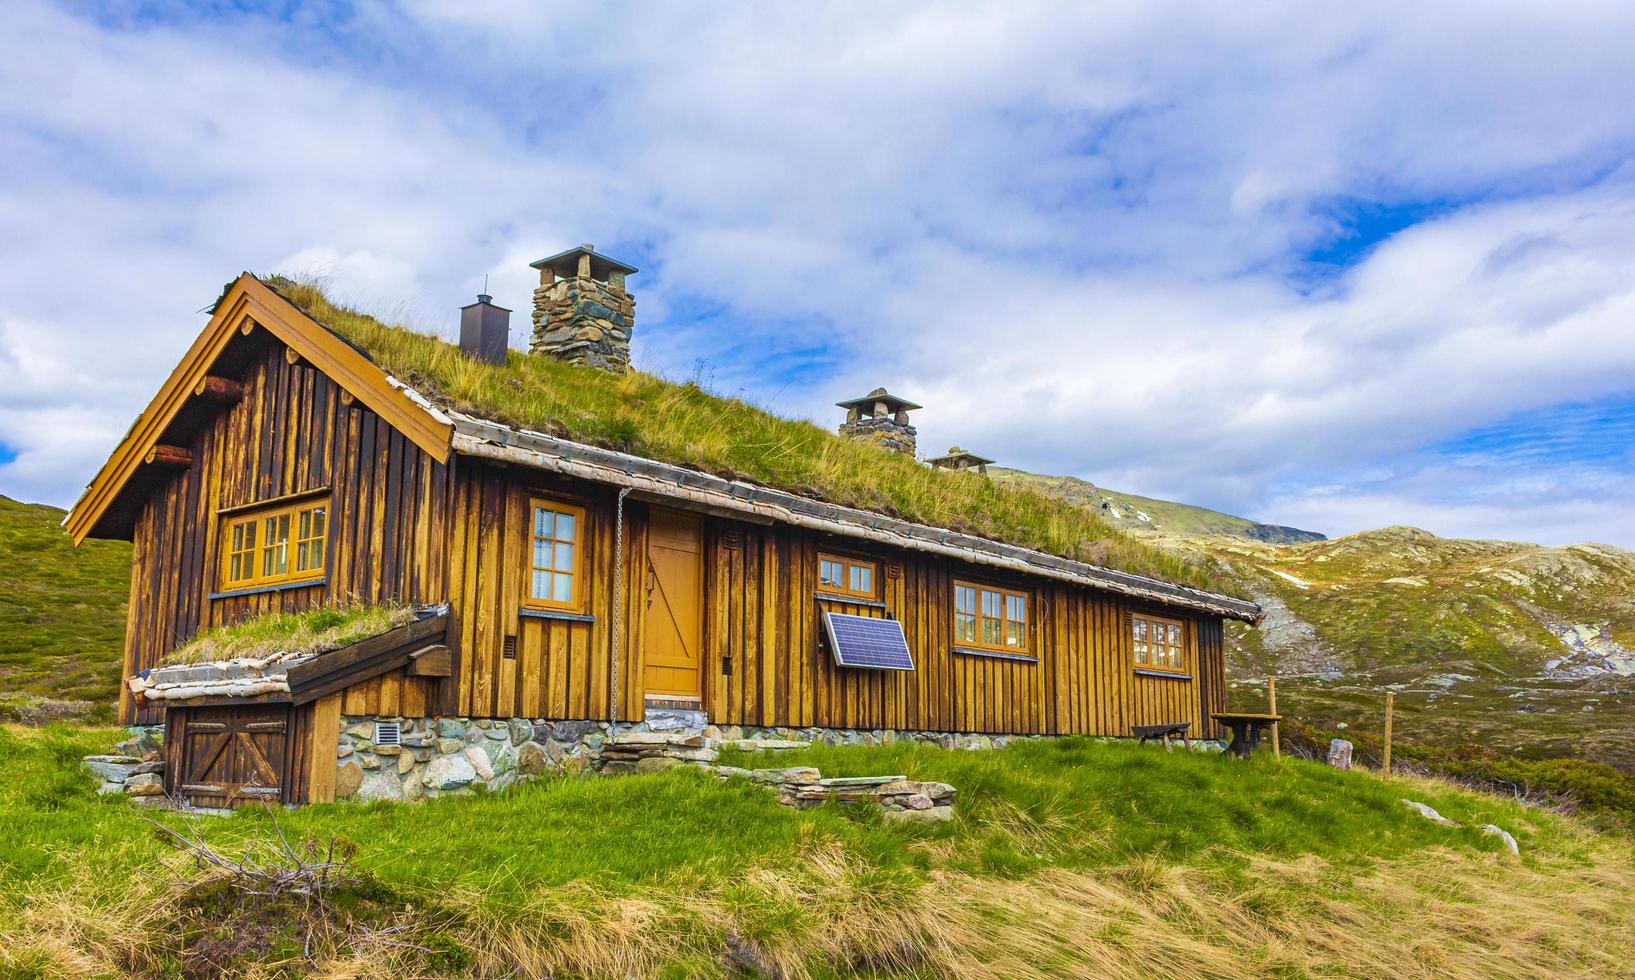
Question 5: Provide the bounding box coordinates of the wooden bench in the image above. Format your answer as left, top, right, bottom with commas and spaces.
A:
1133, 722, 1191, 752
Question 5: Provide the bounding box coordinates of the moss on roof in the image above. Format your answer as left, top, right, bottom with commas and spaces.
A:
268, 277, 1235, 595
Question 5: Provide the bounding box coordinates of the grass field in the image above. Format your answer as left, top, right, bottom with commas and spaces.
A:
0, 497, 129, 722
5, 724, 1633, 977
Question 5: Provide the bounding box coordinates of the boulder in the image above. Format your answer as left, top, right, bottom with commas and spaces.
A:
1482, 824, 1521, 855
437, 718, 466, 739
356, 772, 404, 803
129, 760, 166, 776
901, 794, 933, 811
508, 718, 533, 745
424, 754, 476, 791
126, 780, 165, 797
397, 752, 417, 775
345, 722, 373, 739
518, 741, 550, 775
883, 805, 953, 824
124, 772, 162, 789
436, 738, 464, 755
82, 755, 142, 782
465, 745, 495, 780
335, 762, 364, 799
1401, 799, 1457, 827
1327, 739, 1353, 770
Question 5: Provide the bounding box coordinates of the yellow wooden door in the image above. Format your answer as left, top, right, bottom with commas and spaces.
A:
644, 509, 703, 699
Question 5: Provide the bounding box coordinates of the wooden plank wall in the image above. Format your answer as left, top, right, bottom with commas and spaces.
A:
122, 340, 451, 724
121, 339, 1231, 735
447, 462, 646, 723
356, 482, 1228, 735
697, 519, 1218, 736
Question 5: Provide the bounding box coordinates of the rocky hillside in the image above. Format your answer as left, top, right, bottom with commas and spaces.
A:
1002, 469, 1635, 769
0, 496, 129, 722
1210, 527, 1635, 769
990, 469, 1325, 544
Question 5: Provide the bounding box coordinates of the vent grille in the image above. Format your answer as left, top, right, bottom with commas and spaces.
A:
503, 635, 518, 660
373, 722, 401, 747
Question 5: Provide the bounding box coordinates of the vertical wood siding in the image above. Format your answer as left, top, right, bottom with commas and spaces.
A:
121, 343, 1232, 734
122, 341, 451, 725
447, 462, 645, 723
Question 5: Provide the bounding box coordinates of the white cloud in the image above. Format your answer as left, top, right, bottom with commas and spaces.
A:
1, 0, 1634, 547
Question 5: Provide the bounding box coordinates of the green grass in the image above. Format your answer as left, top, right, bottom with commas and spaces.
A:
161, 603, 415, 665
7, 723, 1634, 976
269, 277, 1228, 595
0, 496, 129, 721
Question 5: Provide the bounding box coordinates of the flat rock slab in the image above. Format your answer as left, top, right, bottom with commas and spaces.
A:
724, 739, 811, 752
818, 775, 906, 788
610, 732, 711, 748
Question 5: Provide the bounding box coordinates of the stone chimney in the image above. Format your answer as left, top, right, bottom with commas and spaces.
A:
836, 387, 921, 456
458, 292, 511, 365
529, 243, 639, 372
926, 446, 994, 475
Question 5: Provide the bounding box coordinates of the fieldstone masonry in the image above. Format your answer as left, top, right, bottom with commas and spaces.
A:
530, 262, 636, 372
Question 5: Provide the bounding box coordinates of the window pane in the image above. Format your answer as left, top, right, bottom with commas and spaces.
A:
531, 570, 550, 599
554, 542, 574, 571
956, 613, 976, 642
982, 590, 1000, 617
821, 560, 841, 587
308, 507, 326, 539
556, 512, 576, 542
535, 508, 554, 538
1006, 621, 1024, 648
309, 537, 325, 571
533, 539, 552, 569
983, 617, 1002, 646
955, 586, 974, 614
296, 541, 311, 571
553, 573, 573, 603
1008, 594, 1027, 624
851, 565, 872, 594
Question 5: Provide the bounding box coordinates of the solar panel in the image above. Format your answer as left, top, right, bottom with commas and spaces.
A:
823, 611, 915, 671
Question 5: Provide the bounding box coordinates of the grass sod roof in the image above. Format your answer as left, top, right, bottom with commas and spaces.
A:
267, 277, 1235, 597
161, 604, 416, 666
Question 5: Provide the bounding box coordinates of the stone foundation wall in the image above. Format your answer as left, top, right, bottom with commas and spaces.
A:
331, 715, 1051, 803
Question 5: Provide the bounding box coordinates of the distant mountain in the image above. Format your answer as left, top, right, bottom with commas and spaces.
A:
0, 495, 129, 722
991, 469, 1325, 544
1000, 466, 1635, 769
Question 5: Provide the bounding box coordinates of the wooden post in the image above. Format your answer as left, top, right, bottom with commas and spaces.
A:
1268, 675, 1280, 759
1382, 691, 1395, 781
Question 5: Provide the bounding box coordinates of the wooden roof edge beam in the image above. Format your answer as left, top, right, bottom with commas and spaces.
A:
193, 375, 244, 402
144, 445, 193, 468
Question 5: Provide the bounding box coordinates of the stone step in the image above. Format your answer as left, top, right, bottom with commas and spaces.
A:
816, 775, 906, 788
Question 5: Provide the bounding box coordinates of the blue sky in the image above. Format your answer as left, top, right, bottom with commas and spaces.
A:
3, 1, 1635, 547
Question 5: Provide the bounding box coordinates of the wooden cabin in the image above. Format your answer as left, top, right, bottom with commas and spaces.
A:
66, 253, 1260, 807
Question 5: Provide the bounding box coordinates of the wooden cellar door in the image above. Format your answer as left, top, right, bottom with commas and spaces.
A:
643, 508, 704, 699
169, 704, 292, 808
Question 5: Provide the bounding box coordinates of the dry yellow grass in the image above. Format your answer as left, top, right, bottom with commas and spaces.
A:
8, 833, 1633, 979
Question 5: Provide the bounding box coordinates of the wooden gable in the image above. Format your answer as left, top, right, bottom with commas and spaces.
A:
65, 274, 453, 543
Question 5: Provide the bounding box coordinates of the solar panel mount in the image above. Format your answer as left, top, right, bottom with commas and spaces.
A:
823, 610, 915, 671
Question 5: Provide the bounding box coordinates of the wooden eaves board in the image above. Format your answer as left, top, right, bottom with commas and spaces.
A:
64, 273, 453, 543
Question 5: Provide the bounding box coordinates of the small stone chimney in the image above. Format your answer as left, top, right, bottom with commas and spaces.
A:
529, 243, 639, 372
926, 446, 994, 475
458, 292, 511, 365
836, 387, 921, 456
